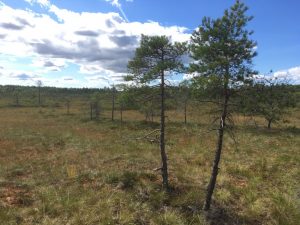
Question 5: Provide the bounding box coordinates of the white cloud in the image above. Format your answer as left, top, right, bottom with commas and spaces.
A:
0, 1, 190, 87
105, 0, 129, 22
183, 66, 300, 85
273, 66, 300, 84
0, 67, 40, 86
32, 58, 66, 72
24, 0, 50, 8
105, 0, 121, 8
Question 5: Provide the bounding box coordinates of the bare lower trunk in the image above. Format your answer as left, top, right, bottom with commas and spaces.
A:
267, 119, 272, 129
16, 94, 19, 106
112, 87, 115, 121
151, 110, 154, 122
160, 70, 169, 190
184, 101, 187, 124
67, 102, 70, 115
120, 106, 123, 123
204, 88, 229, 211
95, 102, 100, 120
38, 86, 41, 106
90, 103, 93, 120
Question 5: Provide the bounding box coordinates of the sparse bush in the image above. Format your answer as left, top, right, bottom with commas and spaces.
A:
105, 171, 139, 189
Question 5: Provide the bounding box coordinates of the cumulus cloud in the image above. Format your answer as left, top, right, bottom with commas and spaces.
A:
32, 58, 66, 72
0, 67, 41, 85
14, 73, 35, 80
0, 22, 24, 30
273, 66, 300, 84
109, 35, 139, 47
184, 67, 300, 85
0, 1, 190, 87
75, 30, 100, 37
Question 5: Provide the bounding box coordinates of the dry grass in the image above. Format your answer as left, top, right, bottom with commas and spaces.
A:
0, 102, 299, 225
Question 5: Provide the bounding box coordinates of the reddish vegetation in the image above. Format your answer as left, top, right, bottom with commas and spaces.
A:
0, 184, 33, 207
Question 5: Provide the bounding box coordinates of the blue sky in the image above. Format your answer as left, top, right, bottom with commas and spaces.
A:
0, 0, 299, 87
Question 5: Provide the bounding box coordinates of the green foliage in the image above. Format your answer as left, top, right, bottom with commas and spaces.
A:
190, 0, 257, 96
177, 80, 192, 101
191, 75, 223, 101
127, 35, 187, 84
105, 171, 138, 189
115, 84, 139, 110
241, 76, 297, 128
90, 92, 102, 120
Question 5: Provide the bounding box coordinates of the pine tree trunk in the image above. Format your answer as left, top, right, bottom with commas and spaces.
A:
267, 119, 272, 129
184, 101, 187, 124
67, 102, 70, 115
160, 70, 169, 190
120, 106, 123, 123
151, 110, 154, 122
204, 87, 229, 211
38, 86, 41, 106
112, 87, 115, 121
90, 103, 93, 120
95, 102, 100, 120
16, 94, 19, 106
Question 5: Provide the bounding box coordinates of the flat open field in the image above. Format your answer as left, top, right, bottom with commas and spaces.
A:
0, 104, 299, 225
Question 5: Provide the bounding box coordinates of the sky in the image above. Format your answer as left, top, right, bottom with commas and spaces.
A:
0, 0, 299, 88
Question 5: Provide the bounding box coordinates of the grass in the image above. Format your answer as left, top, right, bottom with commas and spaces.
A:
0, 101, 299, 225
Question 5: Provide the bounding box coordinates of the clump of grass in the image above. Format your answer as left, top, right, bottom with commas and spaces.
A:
76, 170, 100, 183
269, 190, 300, 225
154, 209, 186, 225
7, 166, 27, 178
215, 189, 231, 205
105, 171, 139, 189
148, 190, 169, 210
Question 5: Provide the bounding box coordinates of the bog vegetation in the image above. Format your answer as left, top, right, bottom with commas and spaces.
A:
0, 1, 299, 225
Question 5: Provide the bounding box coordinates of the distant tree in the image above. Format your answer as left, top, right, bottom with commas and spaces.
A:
190, 0, 257, 210
132, 85, 160, 122
178, 80, 192, 124
36, 80, 43, 106
140, 98, 159, 122
90, 92, 102, 120
242, 75, 296, 129
90, 102, 93, 120
115, 84, 132, 123
65, 98, 71, 115
111, 85, 116, 121
12, 87, 21, 106
127, 35, 187, 190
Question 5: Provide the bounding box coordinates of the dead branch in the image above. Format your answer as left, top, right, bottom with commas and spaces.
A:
153, 167, 162, 171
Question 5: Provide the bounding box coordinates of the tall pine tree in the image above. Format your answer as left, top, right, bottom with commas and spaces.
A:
127, 35, 187, 190
190, 0, 257, 210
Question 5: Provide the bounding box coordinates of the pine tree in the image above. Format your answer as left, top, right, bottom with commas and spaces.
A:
190, 0, 257, 210
127, 35, 187, 190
